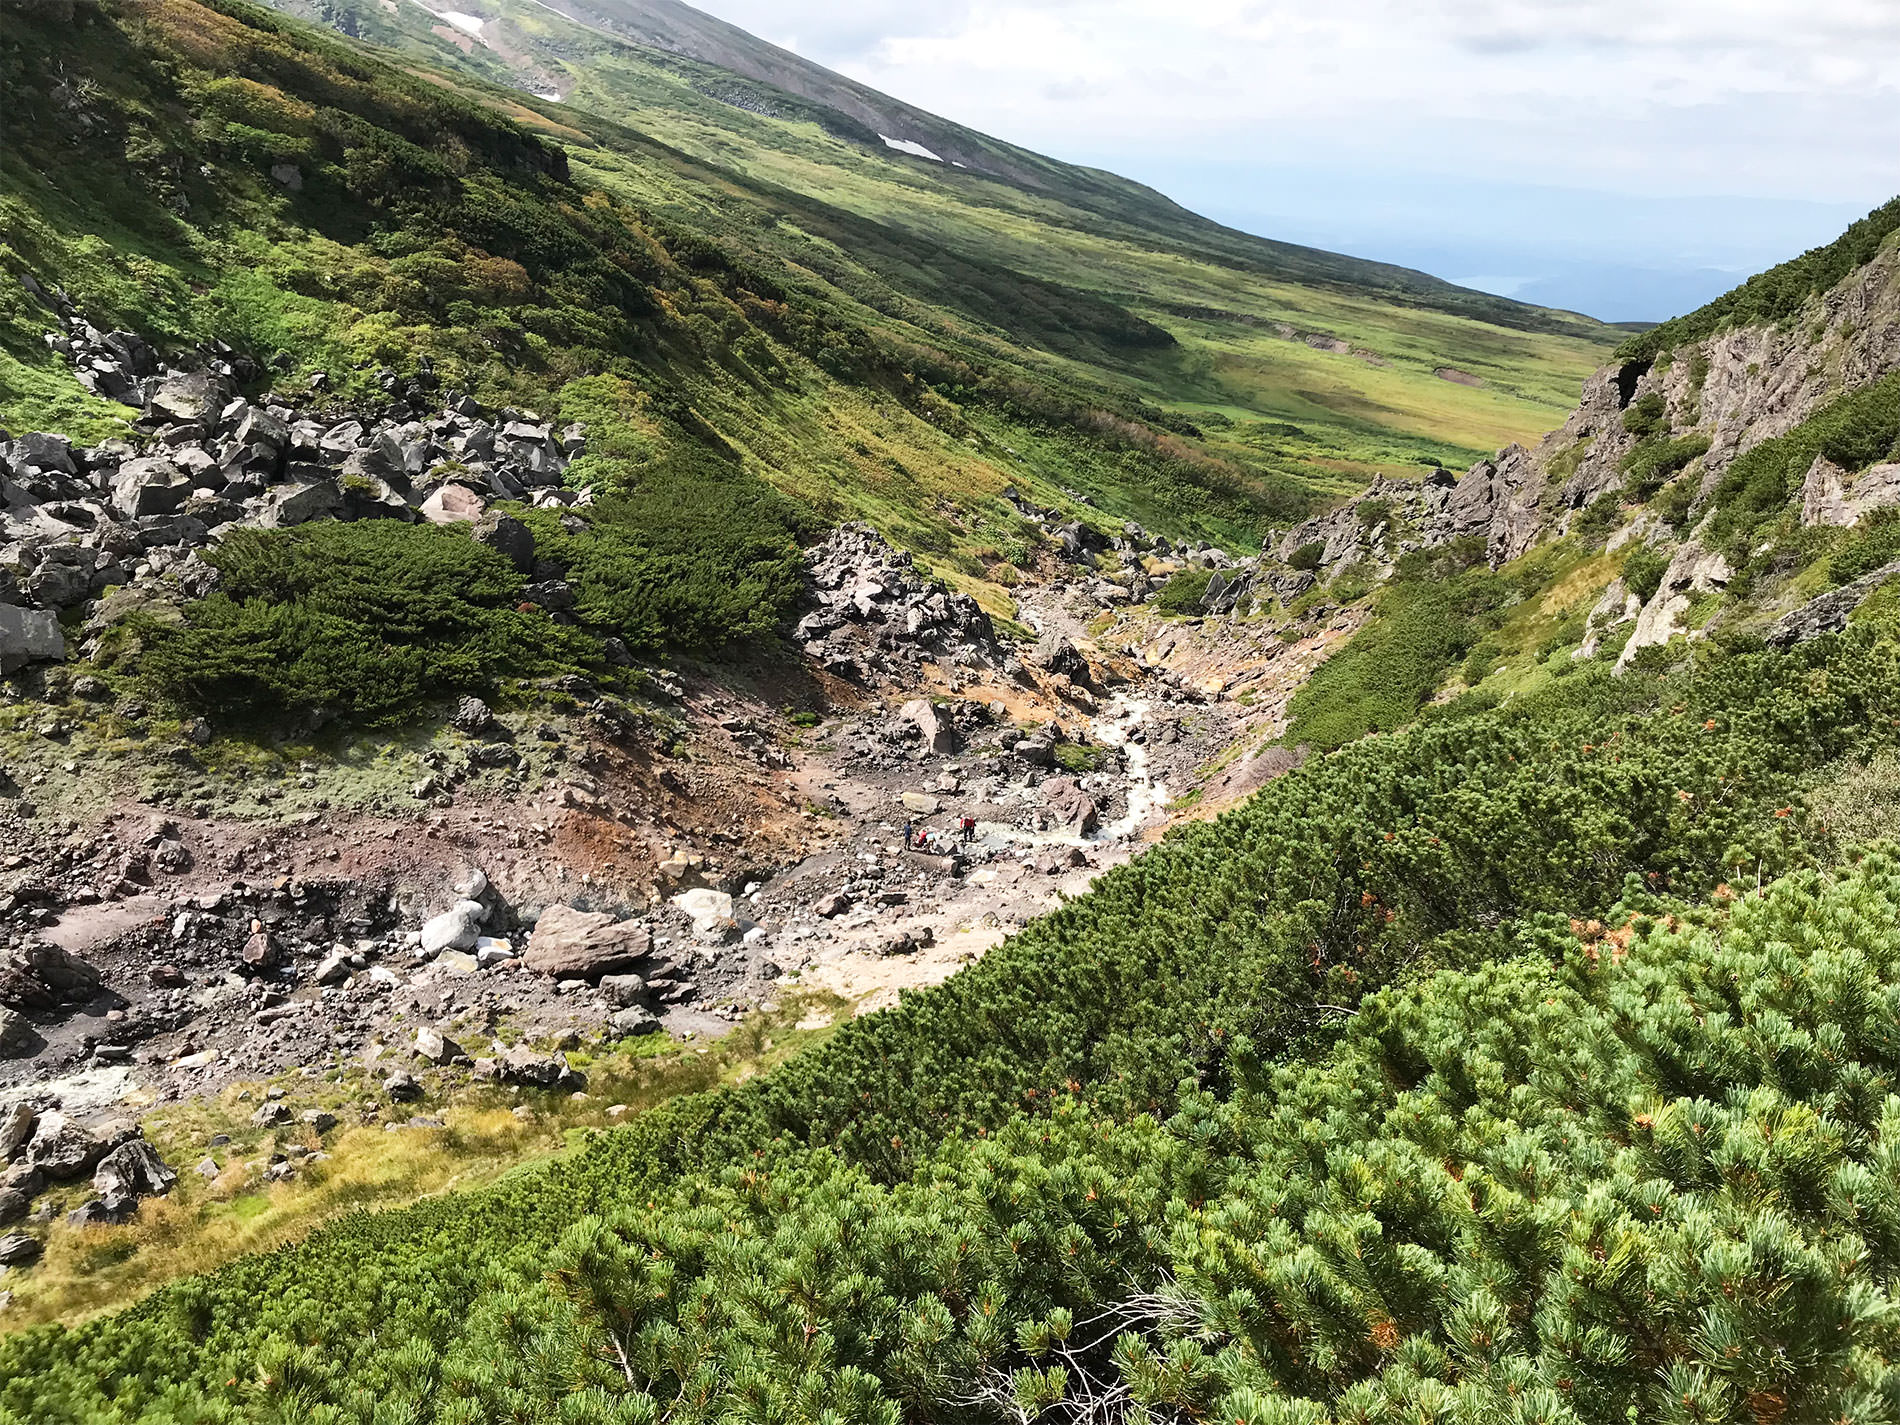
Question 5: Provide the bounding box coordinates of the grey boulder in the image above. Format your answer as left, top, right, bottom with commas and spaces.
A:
111, 457, 193, 517
0, 1008, 33, 1057
0, 604, 66, 674
92, 1139, 176, 1205
0, 1105, 35, 1161
0, 1233, 42, 1266
1039, 776, 1100, 835
896, 697, 956, 753
609, 1005, 661, 1037
26, 1112, 107, 1180
525, 905, 651, 980
421, 903, 483, 955
257, 476, 342, 528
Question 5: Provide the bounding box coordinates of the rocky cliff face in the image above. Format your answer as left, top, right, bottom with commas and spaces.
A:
1259, 236, 1900, 667
1277, 242, 1900, 574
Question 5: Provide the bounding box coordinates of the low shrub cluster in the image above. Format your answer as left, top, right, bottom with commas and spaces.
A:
1281, 544, 1511, 749
1830, 507, 1900, 586
1153, 566, 1214, 614
134, 522, 596, 724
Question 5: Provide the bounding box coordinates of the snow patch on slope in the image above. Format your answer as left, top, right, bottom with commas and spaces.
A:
879, 135, 943, 163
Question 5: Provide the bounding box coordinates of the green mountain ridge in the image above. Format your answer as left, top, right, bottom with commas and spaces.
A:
313, 0, 1611, 336
1, 0, 1619, 596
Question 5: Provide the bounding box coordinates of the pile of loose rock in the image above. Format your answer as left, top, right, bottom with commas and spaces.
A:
1, 308, 589, 673
796, 524, 1002, 682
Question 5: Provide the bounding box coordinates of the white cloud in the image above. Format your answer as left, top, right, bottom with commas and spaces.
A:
692, 0, 1900, 201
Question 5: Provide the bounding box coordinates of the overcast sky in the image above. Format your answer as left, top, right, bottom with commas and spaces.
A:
685, 0, 1900, 322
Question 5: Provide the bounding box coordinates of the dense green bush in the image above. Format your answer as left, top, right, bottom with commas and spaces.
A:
1622, 542, 1670, 602
1287, 540, 1326, 572
4, 621, 1899, 1421
1620, 432, 1709, 500
1283, 558, 1516, 749
1154, 566, 1214, 614
1620, 390, 1668, 439
1459, 635, 1502, 685
1571, 490, 1621, 542
136, 522, 595, 722
1830, 508, 1900, 586
1283, 582, 1473, 747
1651, 474, 1696, 528
519, 494, 805, 655
514, 853, 1900, 1424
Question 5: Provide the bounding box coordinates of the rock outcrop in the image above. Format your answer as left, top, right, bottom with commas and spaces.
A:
1768, 560, 1900, 647
1265, 240, 1900, 599
1616, 539, 1733, 671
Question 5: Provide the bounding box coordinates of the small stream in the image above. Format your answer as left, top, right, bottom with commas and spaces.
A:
973, 692, 1170, 849
1090, 695, 1170, 841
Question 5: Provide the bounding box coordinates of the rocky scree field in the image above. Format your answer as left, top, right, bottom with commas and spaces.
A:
0, 287, 1288, 1324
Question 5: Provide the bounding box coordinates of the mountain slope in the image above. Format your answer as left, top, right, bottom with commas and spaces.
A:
3, 564, 1897, 1421
250, 0, 1618, 498
7, 15, 1900, 1416
318, 0, 1610, 331
0, 0, 1306, 582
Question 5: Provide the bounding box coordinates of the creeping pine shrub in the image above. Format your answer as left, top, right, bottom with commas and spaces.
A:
136, 522, 596, 723
1154, 567, 1214, 614
518, 493, 804, 654
527, 377, 811, 650
1287, 540, 1326, 572
1706, 369, 1900, 554
1622, 542, 1671, 603
1355, 496, 1393, 531
6, 622, 1900, 1422
1284, 546, 1511, 749
1651, 475, 1696, 528
1572, 490, 1622, 542
1621, 390, 1668, 439
1829, 507, 1900, 586
1461, 636, 1502, 685
1620, 432, 1710, 500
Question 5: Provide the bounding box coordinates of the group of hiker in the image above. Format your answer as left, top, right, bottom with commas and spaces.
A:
903, 814, 978, 851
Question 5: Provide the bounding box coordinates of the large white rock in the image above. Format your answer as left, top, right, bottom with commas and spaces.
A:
420, 904, 481, 954
672, 888, 733, 926
420, 484, 487, 524
1616, 538, 1733, 674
